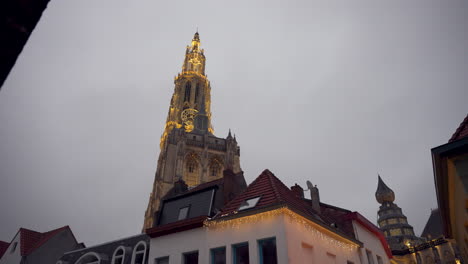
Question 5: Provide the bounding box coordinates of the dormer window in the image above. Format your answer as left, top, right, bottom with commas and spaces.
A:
178, 206, 190, 220
238, 197, 261, 211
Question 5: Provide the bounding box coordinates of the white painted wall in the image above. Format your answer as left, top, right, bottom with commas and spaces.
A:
149, 215, 287, 264
283, 216, 360, 264
0, 233, 22, 264
352, 220, 391, 264
148, 212, 394, 264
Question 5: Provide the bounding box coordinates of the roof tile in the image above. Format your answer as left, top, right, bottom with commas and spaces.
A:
0, 241, 9, 258
449, 114, 468, 142
19, 226, 69, 256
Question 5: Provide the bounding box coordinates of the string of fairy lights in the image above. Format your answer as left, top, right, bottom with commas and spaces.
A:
204, 207, 359, 252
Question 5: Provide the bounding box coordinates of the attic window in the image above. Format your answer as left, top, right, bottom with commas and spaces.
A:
238, 197, 261, 211
178, 206, 190, 220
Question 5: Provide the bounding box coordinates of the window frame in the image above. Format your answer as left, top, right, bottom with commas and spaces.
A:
232, 242, 249, 264
154, 256, 169, 264
178, 205, 191, 220
182, 250, 199, 264
131, 241, 147, 264
210, 246, 226, 264
238, 196, 261, 211
257, 237, 278, 264
111, 246, 126, 264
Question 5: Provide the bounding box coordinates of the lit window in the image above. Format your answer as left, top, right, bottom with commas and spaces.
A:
178, 206, 190, 220
183, 251, 199, 264
366, 250, 374, 264
112, 247, 125, 264
388, 219, 398, 224
155, 256, 169, 264
258, 238, 277, 264
131, 241, 146, 264
232, 243, 249, 264
210, 247, 226, 264
238, 197, 261, 211
389, 229, 402, 236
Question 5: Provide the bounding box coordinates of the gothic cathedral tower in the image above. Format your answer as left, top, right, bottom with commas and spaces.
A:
143, 33, 242, 230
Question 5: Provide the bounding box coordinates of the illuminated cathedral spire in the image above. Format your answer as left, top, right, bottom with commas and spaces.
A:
143, 33, 242, 230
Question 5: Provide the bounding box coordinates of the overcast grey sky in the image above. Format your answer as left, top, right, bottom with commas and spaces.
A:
1, 0, 467, 246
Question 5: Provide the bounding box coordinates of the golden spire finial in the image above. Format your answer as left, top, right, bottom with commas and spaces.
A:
191, 31, 200, 50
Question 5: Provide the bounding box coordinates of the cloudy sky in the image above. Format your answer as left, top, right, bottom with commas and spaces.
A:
1, 0, 467, 246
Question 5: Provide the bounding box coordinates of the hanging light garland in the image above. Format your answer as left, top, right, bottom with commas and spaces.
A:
204, 207, 360, 252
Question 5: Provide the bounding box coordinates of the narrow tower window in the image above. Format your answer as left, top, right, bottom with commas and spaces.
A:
184, 82, 191, 102
195, 83, 200, 103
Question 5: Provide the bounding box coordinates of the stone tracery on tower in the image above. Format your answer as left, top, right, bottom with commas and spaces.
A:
143, 32, 242, 230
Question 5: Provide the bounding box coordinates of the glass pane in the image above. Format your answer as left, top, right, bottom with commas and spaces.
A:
233, 243, 249, 264
135, 252, 144, 264
211, 247, 226, 264
178, 207, 190, 220
184, 251, 199, 264
156, 256, 169, 264
259, 238, 277, 264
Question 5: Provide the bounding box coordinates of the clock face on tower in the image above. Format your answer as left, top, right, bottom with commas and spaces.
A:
181, 108, 198, 132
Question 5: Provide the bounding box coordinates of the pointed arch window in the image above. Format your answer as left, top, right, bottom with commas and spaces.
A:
184, 154, 200, 187
111, 246, 125, 264
184, 82, 191, 102
131, 241, 147, 264
209, 159, 223, 178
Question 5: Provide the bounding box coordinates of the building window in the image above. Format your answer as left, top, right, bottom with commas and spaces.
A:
388, 219, 398, 225
178, 206, 190, 220
366, 250, 374, 264
258, 237, 277, 264
210, 162, 221, 177
210, 247, 226, 264
10, 242, 17, 253
75, 252, 100, 264
112, 247, 125, 264
238, 197, 261, 211
155, 256, 169, 264
131, 241, 146, 264
389, 228, 402, 236
326, 252, 336, 264
232, 242, 249, 264
184, 155, 200, 187
183, 251, 199, 264
195, 83, 200, 103
376, 255, 383, 264
184, 82, 191, 102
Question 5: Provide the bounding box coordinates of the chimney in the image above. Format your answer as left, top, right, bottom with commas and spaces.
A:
290, 184, 304, 198
173, 179, 188, 194
310, 185, 321, 213
223, 169, 247, 205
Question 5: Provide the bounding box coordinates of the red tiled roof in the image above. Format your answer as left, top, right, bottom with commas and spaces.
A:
449, 114, 468, 142
0, 241, 9, 258
19, 226, 69, 256
218, 169, 323, 223
145, 215, 207, 238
